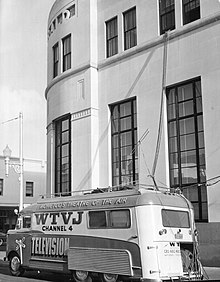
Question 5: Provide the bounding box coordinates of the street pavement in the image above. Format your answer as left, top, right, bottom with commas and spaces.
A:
0, 251, 220, 281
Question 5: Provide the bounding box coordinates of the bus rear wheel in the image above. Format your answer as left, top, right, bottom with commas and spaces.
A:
9, 253, 25, 277
99, 273, 118, 282
72, 270, 91, 282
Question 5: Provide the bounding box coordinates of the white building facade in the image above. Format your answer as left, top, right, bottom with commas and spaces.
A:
46, 0, 220, 265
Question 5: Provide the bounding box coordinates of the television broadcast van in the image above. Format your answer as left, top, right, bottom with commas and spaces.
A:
6, 185, 204, 282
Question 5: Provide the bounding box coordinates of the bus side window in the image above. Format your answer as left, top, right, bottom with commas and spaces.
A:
109, 210, 131, 228
23, 216, 31, 229
88, 209, 131, 229
89, 211, 107, 228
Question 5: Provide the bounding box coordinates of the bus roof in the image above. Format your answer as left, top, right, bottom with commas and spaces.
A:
20, 186, 193, 215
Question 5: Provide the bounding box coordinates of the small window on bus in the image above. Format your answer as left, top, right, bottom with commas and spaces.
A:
162, 209, 190, 228
109, 210, 131, 228
89, 211, 107, 228
23, 216, 31, 229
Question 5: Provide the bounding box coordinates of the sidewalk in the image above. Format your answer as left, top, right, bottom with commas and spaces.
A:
203, 267, 220, 280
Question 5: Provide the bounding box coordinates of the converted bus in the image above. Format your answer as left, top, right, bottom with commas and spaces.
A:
6, 185, 204, 281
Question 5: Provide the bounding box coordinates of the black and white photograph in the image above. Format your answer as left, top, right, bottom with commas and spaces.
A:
0, 0, 220, 281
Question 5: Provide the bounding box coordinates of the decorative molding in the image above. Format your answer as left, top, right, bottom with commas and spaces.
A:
71, 108, 91, 121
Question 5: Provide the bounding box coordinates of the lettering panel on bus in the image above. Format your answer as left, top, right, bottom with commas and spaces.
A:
33, 211, 84, 233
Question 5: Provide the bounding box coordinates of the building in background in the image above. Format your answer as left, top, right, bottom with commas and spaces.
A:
45, 0, 220, 265
0, 156, 46, 233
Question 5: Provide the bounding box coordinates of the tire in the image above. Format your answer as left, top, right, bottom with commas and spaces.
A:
9, 253, 25, 277
99, 273, 118, 282
72, 270, 92, 282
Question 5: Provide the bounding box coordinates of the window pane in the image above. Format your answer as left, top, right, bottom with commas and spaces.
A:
89, 211, 106, 228
62, 119, 69, 131
162, 209, 190, 228
181, 166, 197, 184
112, 105, 119, 119
168, 103, 176, 119
120, 102, 131, 117
170, 169, 179, 186
112, 162, 119, 176
63, 35, 71, 71
121, 160, 133, 175
200, 184, 207, 201
180, 133, 195, 150
124, 8, 137, 50
120, 132, 132, 146
110, 210, 130, 228
159, 0, 175, 34
120, 117, 131, 130
178, 83, 193, 101
62, 131, 69, 143
169, 136, 177, 152
169, 153, 178, 169
193, 202, 199, 221
199, 149, 206, 166
112, 119, 118, 133
196, 96, 203, 113
201, 202, 208, 221
183, 186, 198, 202
167, 88, 175, 105
181, 150, 196, 167
121, 146, 132, 161
179, 117, 195, 135
168, 121, 177, 137
26, 182, 33, 197
200, 165, 206, 182
183, 0, 200, 25
23, 216, 31, 228
195, 80, 201, 97
197, 115, 204, 131
106, 17, 118, 58
112, 148, 119, 163
198, 132, 204, 148
113, 176, 120, 186
179, 100, 194, 117
62, 144, 69, 157
112, 135, 118, 148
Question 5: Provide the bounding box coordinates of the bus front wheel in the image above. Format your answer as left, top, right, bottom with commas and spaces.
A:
9, 253, 25, 276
